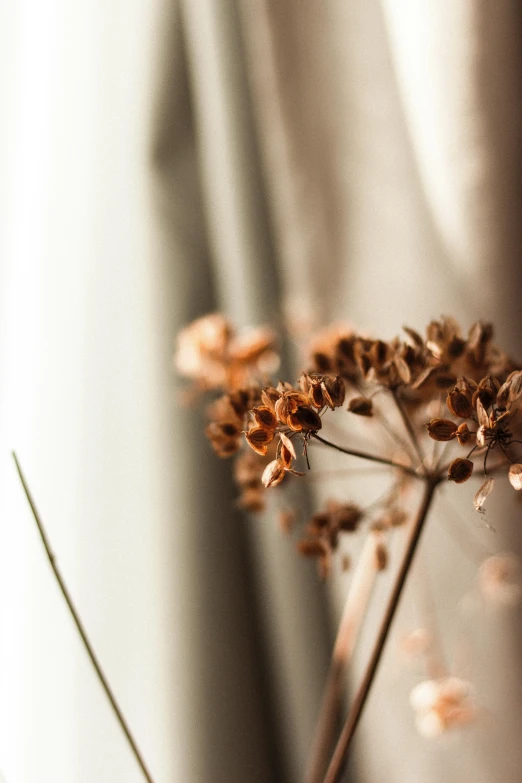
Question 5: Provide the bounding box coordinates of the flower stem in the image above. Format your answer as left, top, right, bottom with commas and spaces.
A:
305, 532, 383, 783
312, 434, 421, 480
12, 452, 157, 783
322, 475, 440, 783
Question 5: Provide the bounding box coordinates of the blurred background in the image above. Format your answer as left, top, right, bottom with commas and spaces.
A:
1, 1, 522, 781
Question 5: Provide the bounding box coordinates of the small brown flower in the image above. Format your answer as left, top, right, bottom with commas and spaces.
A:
448, 458, 474, 483
427, 418, 458, 441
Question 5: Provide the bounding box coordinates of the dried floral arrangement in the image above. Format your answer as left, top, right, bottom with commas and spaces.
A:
12, 314, 522, 783
175, 313, 522, 783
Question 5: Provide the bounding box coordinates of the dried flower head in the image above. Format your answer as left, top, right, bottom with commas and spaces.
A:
409, 677, 477, 738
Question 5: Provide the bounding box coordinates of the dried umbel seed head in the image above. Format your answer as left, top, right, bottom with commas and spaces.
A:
427, 418, 458, 441
348, 396, 373, 416
448, 458, 474, 483
262, 459, 286, 488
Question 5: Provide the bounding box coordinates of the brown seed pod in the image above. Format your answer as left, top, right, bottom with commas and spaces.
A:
427, 419, 458, 441
262, 459, 286, 488
348, 396, 374, 416
447, 389, 473, 419
287, 406, 322, 432
448, 458, 474, 483
456, 422, 472, 445
252, 405, 278, 429
261, 386, 281, 410
245, 426, 274, 455
322, 376, 346, 408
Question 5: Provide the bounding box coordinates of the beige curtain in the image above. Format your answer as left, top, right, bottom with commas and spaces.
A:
2, 0, 522, 781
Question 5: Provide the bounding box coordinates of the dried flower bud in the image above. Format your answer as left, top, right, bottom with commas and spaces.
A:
348, 397, 373, 416
509, 464, 522, 491
427, 418, 458, 441
252, 406, 278, 429
245, 426, 274, 455
262, 459, 286, 488
474, 477, 495, 512
447, 389, 473, 419
448, 458, 474, 483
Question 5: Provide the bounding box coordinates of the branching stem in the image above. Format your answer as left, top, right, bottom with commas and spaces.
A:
12, 452, 156, 783
312, 434, 421, 480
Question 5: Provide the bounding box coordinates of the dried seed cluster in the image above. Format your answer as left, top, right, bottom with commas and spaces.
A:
176, 314, 522, 560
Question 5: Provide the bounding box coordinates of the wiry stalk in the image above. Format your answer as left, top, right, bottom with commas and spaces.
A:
305, 532, 383, 783
312, 434, 422, 480
12, 452, 156, 783
322, 475, 440, 783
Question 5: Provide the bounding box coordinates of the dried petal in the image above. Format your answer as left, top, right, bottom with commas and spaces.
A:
261, 386, 281, 409
508, 370, 522, 403
474, 477, 495, 512
348, 397, 373, 416
476, 398, 490, 428
509, 464, 522, 491
393, 355, 412, 385
261, 459, 286, 488
448, 458, 474, 483
476, 424, 486, 447
279, 431, 296, 458
427, 418, 458, 441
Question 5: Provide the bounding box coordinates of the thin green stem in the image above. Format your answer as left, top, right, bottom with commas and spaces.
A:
311, 434, 421, 480
322, 476, 440, 783
12, 452, 156, 783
